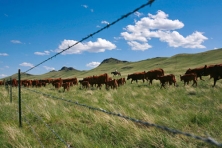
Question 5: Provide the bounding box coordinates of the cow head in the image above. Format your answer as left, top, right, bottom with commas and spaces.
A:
127, 74, 130, 80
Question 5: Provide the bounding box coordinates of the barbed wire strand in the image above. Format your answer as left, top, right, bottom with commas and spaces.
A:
22, 99, 70, 148
23, 88, 222, 147
24, 0, 155, 74
23, 116, 45, 148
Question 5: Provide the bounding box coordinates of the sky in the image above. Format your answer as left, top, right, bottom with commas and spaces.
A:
0, 0, 222, 78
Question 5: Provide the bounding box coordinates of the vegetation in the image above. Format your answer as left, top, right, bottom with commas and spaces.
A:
0, 48, 222, 147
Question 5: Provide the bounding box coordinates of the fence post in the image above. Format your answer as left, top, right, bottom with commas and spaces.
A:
10, 77, 12, 103
18, 69, 22, 127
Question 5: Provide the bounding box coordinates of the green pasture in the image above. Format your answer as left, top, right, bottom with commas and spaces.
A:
0, 48, 222, 147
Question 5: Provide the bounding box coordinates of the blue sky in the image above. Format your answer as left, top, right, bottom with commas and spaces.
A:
0, 0, 222, 78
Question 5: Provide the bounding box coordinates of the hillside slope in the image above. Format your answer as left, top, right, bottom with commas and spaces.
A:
3, 48, 222, 80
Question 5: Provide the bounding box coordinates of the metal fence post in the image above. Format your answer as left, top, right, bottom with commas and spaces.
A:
18, 69, 22, 127
10, 77, 12, 103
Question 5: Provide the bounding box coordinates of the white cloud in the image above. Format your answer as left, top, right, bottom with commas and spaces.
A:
5, 66, 9, 68
157, 31, 207, 48
127, 41, 152, 51
34, 50, 50, 56
55, 38, 116, 55
0, 74, 7, 78
121, 10, 208, 50
86, 62, 100, 68
19, 62, 34, 67
11, 40, 22, 44
91, 9, 94, 12
0, 53, 8, 56
4, 14, 8, 17
81, 5, 88, 8
134, 11, 143, 17
43, 66, 55, 71
101, 21, 109, 25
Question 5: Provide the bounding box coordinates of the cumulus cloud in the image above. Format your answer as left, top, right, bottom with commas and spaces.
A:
55, 38, 116, 55
43, 66, 55, 71
134, 11, 143, 17
0, 74, 7, 78
101, 21, 109, 25
0, 53, 8, 56
127, 41, 152, 51
11, 40, 22, 44
86, 62, 100, 68
34, 51, 50, 56
121, 10, 208, 50
19, 62, 34, 67
81, 5, 88, 8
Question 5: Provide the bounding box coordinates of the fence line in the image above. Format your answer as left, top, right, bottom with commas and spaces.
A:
22, 99, 70, 148
23, 116, 45, 148
24, 0, 155, 74
23, 88, 222, 147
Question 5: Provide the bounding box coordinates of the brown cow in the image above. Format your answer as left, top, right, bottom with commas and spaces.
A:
180, 73, 197, 86
52, 78, 63, 87
122, 78, 126, 85
157, 74, 176, 89
54, 82, 61, 90
204, 64, 222, 87
145, 68, 164, 85
185, 65, 207, 81
79, 80, 90, 89
106, 79, 118, 89
63, 77, 78, 87
11, 79, 18, 87
32, 80, 39, 87
117, 78, 125, 86
83, 76, 97, 87
22, 79, 32, 87
127, 71, 146, 83
0, 81, 3, 85
93, 73, 109, 89
62, 82, 70, 92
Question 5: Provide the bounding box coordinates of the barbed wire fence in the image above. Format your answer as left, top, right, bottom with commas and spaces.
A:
5, 0, 221, 147
23, 87, 222, 147
22, 99, 70, 147
23, 116, 45, 148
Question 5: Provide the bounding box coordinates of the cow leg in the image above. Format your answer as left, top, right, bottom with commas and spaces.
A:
212, 77, 218, 87
149, 80, 152, 85
200, 76, 205, 81
192, 80, 196, 86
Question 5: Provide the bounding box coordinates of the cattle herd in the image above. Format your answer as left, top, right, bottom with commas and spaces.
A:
0, 63, 221, 91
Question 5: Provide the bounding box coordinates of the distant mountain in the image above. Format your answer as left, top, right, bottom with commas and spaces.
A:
59, 66, 79, 71
100, 58, 129, 64
49, 70, 57, 72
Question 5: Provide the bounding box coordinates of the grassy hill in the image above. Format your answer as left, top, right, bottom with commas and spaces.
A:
0, 48, 222, 147
3, 48, 222, 80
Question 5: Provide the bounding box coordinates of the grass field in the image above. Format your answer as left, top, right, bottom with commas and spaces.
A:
0, 48, 222, 147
